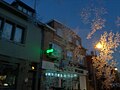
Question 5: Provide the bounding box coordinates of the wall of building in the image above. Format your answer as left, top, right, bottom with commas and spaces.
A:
0, 7, 41, 62
0, 1, 42, 90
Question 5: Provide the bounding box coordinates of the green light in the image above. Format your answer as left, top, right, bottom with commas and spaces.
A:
74, 74, 77, 77
64, 74, 67, 78
46, 49, 54, 53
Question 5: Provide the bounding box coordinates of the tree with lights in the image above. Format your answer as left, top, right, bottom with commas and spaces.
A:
80, 0, 120, 89
92, 31, 120, 89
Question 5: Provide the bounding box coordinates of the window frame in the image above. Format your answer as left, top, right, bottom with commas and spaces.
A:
2, 21, 14, 40
18, 5, 23, 11
0, 19, 25, 44
13, 26, 24, 43
28, 11, 33, 16
49, 42, 63, 58
23, 8, 28, 14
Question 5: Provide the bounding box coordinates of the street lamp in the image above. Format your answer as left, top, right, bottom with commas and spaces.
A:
95, 42, 103, 50
115, 67, 118, 71
93, 42, 103, 90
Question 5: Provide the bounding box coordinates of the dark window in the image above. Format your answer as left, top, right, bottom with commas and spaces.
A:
1, 20, 25, 44
28, 11, 32, 16
23, 8, 27, 14
18, 5, 23, 11
17, 5, 33, 17
14, 26, 23, 43
2, 22, 13, 40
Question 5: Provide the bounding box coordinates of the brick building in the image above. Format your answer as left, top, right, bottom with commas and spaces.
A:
41, 20, 88, 90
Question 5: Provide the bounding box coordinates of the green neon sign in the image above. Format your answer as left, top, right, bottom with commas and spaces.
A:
46, 48, 54, 54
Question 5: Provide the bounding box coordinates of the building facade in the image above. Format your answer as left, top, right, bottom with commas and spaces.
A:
0, 0, 89, 90
0, 1, 42, 90
41, 20, 88, 90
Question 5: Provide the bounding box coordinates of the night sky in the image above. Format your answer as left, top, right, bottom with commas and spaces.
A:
5, 0, 120, 70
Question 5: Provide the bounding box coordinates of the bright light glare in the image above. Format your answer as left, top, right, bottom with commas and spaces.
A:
32, 66, 35, 70
4, 83, 8, 86
96, 42, 103, 49
115, 67, 118, 71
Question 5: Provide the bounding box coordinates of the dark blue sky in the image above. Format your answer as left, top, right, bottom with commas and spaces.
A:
5, 0, 120, 70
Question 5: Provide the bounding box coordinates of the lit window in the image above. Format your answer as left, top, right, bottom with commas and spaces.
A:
67, 51, 73, 60
14, 27, 23, 43
2, 22, 13, 40
56, 28, 63, 37
0, 63, 18, 88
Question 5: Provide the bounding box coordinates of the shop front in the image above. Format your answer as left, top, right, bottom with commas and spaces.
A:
42, 61, 81, 90
0, 61, 18, 90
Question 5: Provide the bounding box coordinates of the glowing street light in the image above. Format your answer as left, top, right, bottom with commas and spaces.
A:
95, 42, 103, 49
32, 66, 35, 70
114, 67, 118, 71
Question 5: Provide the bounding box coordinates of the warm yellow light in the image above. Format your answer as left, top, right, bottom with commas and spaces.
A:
96, 42, 103, 49
32, 66, 35, 70
115, 67, 118, 71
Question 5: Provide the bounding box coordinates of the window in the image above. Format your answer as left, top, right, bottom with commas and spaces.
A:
14, 27, 23, 43
0, 62, 18, 89
28, 11, 32, 16
23, 8, 27, 14
17, 5, 34, 17
2, 22, 13, 40
78, 55, 84, 65
56, 28, 63, 37
67, 51, 73, 60
1, 21, 25, 44
18, 5, 23, 11
49, 43, 63, 58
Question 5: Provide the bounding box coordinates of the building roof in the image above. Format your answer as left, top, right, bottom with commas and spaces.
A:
11, 0, 35, 13
47, 19, 82, 39
0, 0, 28, 20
